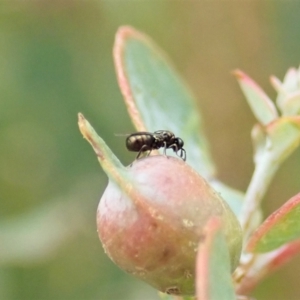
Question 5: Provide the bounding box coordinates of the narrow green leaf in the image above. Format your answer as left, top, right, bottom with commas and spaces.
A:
114, 26, 215, 178
78, 113, 124, 171
196, 218, 235, 300
234, 69, 278, 125
78, 113, 130, 191
247, 193, 300, 253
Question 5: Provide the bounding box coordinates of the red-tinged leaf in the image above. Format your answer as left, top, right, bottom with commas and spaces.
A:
196, 218, 236, 300
113, 26, 245, 216
237, 240, 300, 295
267, 240, 300, 271
247, 193, 300, 253
114, 26, 215, 178
233, 69, 278, 125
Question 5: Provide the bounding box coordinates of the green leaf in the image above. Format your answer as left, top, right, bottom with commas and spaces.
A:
78, 113, 132, 193
265, 116, 300, 164
234, 69, 278, 125
282, 68, 299, 93
281, 92, 300, 116
114, 26, 215, 178
114, 26, 245, 216
196, 218, 236, 300
247, 193, 300, 253
275, 68, 299, 110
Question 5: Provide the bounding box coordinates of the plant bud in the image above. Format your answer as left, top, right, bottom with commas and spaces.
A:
97, 156, 242, 295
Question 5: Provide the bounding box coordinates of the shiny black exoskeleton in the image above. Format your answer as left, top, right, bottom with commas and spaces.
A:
126, 130, 186, 161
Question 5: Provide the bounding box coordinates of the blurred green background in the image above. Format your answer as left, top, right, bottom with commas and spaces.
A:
1, 1, 300, 299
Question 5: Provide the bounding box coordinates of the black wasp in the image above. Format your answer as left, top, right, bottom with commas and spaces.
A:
126, 130, 186, 161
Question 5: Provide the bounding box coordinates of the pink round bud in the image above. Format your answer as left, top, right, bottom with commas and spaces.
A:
97, 156, 242, 295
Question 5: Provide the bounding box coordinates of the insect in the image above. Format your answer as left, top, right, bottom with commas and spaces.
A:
126, 130, 186, 161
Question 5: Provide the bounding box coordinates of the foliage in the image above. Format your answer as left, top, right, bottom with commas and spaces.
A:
80, 26, 300, 299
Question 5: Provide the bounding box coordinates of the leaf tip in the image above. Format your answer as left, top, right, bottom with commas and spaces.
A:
78, 112, 85, 124
114, 25, 146, 58
232, 69, 260, 91
232, 69, 246, 80
232, 69, 257, 89
116, 25, 139, 39
78, 112, 88, 138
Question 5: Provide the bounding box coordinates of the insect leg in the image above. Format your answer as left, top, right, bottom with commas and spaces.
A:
146, 149, 153, 157
169, 143, 186, 161
181, 148, 186, 161
169, 143, 178, 155
136, 145, 150, 160
163, 141, 167, 156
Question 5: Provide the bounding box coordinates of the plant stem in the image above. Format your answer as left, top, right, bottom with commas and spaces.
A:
239, 153, 279, 241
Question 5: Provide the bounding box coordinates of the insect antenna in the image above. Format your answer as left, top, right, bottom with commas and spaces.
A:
114, 133, 130, 137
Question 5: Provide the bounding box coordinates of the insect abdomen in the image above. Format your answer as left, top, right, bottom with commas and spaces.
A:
126, 133, 154, 152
